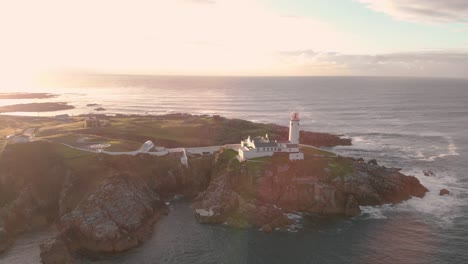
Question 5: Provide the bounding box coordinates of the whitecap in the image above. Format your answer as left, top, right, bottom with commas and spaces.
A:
395, 169, 465, 226
360, 205, 390, 220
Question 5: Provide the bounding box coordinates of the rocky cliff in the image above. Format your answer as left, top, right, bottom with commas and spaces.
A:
0, 141, 213, 260
193, 149, 428, 230
59, 174, 166, 253
0, 139, 427, 262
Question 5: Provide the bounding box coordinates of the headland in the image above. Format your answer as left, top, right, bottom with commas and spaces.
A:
0, 113, 428, 263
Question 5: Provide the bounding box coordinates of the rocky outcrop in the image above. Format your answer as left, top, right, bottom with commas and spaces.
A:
0, 141, 68, 252
423, 170, 435, 177
342, 162, 428, 206
439, 189, 450, 196
39, 237, 72, 264
0, 227, 12, 254
193, 154, 428, 230
0, 141, 212, 258
344, 195, 360, 217
58, 174, 166, 253
193, 173, 291, 230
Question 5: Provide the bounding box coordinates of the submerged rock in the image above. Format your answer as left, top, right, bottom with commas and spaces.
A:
439, 189, 450, 196
0, 227, 13, 254
423, 170, 435, 177
39, 237, 72, 264
344, 195, 361, 217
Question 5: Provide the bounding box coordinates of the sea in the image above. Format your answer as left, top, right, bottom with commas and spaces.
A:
0, 76, 467, 264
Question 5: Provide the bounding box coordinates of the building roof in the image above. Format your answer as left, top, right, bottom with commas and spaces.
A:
255, 142, 278, 148
252, 137, 278, 148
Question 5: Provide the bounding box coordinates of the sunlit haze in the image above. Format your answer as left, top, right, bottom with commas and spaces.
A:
1, 0, 467, 86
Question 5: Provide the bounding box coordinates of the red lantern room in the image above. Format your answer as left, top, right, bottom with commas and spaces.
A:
291, 112, 299, 121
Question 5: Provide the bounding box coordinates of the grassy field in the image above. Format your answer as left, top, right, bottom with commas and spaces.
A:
300, 146, 336, 157
0, 114, 349, 158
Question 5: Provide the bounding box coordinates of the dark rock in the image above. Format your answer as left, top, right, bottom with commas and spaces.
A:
260, 224, 273, 233
0, 227, 13, 254
0, 141, 67, 240
192, 173, 240, 225
39, 238, 72, 264
423, 170, 435, 177
344, 195, 361, 217
59, 174, 166, 253
439, 189, 450, 196
367, 159, 378, 165
345, 163, 429, 206
194, 150, 428, 229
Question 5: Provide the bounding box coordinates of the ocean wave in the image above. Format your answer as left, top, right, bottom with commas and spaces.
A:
420, 138, 460, 161
395, 169, 465, 226
284, 212, 304, 232
339, 133, 460, 163
360, 205, 391, 220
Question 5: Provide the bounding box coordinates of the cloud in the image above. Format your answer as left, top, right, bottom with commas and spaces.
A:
279, 50, 468, 78
356, 0, 468, 23
0, 0, 351, 77
0, 0, 466, 79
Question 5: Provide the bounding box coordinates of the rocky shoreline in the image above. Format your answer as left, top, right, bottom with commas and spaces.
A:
0, 116, 428, 263
192, 150, 428, 231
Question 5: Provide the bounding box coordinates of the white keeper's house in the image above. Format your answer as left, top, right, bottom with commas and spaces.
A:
238, 112, 304, 161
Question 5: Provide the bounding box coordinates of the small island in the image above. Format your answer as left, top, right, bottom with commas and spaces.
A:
0, 102, 75, 113
0, 113, 428, 263
0, 93, 58, 99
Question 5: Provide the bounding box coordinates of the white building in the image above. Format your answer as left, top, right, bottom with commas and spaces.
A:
238, 112, 304, 161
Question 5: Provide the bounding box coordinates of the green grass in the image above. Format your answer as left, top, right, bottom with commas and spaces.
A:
246, 156, 271, 173
300, 146, 335, 157
327, 157, 354, 180
0, 114, 285, 149
105, 139, 142, 151
51, 143, 90, 159
222, 149, 238, 160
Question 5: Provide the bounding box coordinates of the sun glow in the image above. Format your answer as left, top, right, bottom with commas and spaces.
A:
0, 0, 352, 80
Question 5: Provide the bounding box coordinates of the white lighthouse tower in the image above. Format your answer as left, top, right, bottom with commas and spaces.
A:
289, 112, 300, 144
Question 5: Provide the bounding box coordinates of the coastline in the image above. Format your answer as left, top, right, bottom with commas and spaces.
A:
0, 102, 75, 113
0, 113, 431, 263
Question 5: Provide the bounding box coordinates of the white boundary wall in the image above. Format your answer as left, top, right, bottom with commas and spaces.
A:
239, 149, 274, 161
289, 152, 304, 161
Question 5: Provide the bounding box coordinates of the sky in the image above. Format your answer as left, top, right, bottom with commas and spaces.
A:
0, 0, 467, 83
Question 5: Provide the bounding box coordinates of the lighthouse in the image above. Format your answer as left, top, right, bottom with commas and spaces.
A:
238, 111, 304, 161
289, 112, 300, 144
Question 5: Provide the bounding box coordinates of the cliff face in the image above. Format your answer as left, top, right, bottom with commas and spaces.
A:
59, 174, 166, 253
340, 160, 428, 206
193, 149, 428, 230
0, 141, 213, 258
0, 141, 67, 254
0, 140, 428, 260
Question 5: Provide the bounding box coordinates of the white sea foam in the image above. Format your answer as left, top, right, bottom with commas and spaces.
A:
360, 205, 391, 220
421, 136, 460, 161
285, 212, 304, 232
395, 169, 465, 226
